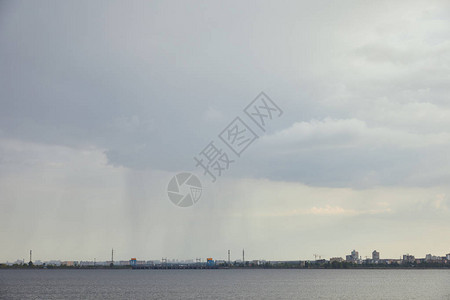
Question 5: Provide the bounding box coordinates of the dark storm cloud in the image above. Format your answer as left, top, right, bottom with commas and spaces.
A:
1, 0, 450, 188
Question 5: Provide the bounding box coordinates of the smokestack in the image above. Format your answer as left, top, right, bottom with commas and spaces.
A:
242, 249, 245, 266
228, 250, 230, 264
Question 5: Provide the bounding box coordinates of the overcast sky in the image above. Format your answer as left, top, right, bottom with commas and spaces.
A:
1, 0, 450, 262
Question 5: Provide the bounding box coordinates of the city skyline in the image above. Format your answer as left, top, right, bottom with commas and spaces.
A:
3, 248, 450, 265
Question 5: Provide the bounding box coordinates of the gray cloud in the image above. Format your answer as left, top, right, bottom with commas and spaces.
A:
1, 1, 449, 187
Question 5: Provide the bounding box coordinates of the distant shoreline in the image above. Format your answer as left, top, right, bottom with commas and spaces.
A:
2, 265, 450, 270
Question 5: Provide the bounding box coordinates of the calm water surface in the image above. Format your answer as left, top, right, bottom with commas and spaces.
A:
1, 269, 450, 299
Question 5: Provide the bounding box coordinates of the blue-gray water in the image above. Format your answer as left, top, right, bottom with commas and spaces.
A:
1, 269, 450, 299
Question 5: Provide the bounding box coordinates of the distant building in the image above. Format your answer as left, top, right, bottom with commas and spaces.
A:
415, 258, 425, 264
447, 254, 450, 261
402, 255, 415, 263
61, 261, 76, 266
315, 259, 326, 264
215, 260, 227, 265
330, 257, 344, 263
47, 260, 61, 266
351, 250, 359, 261
372, 250, 380, 261
425, 254, 441, 262
34, 260, 43, 266
251, 260, 261, 266
119, 260, 130, 266
346, 250, 359, 263
129, 258, 145, 266
182, 259, 194, 264
206, 258, 215, 267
